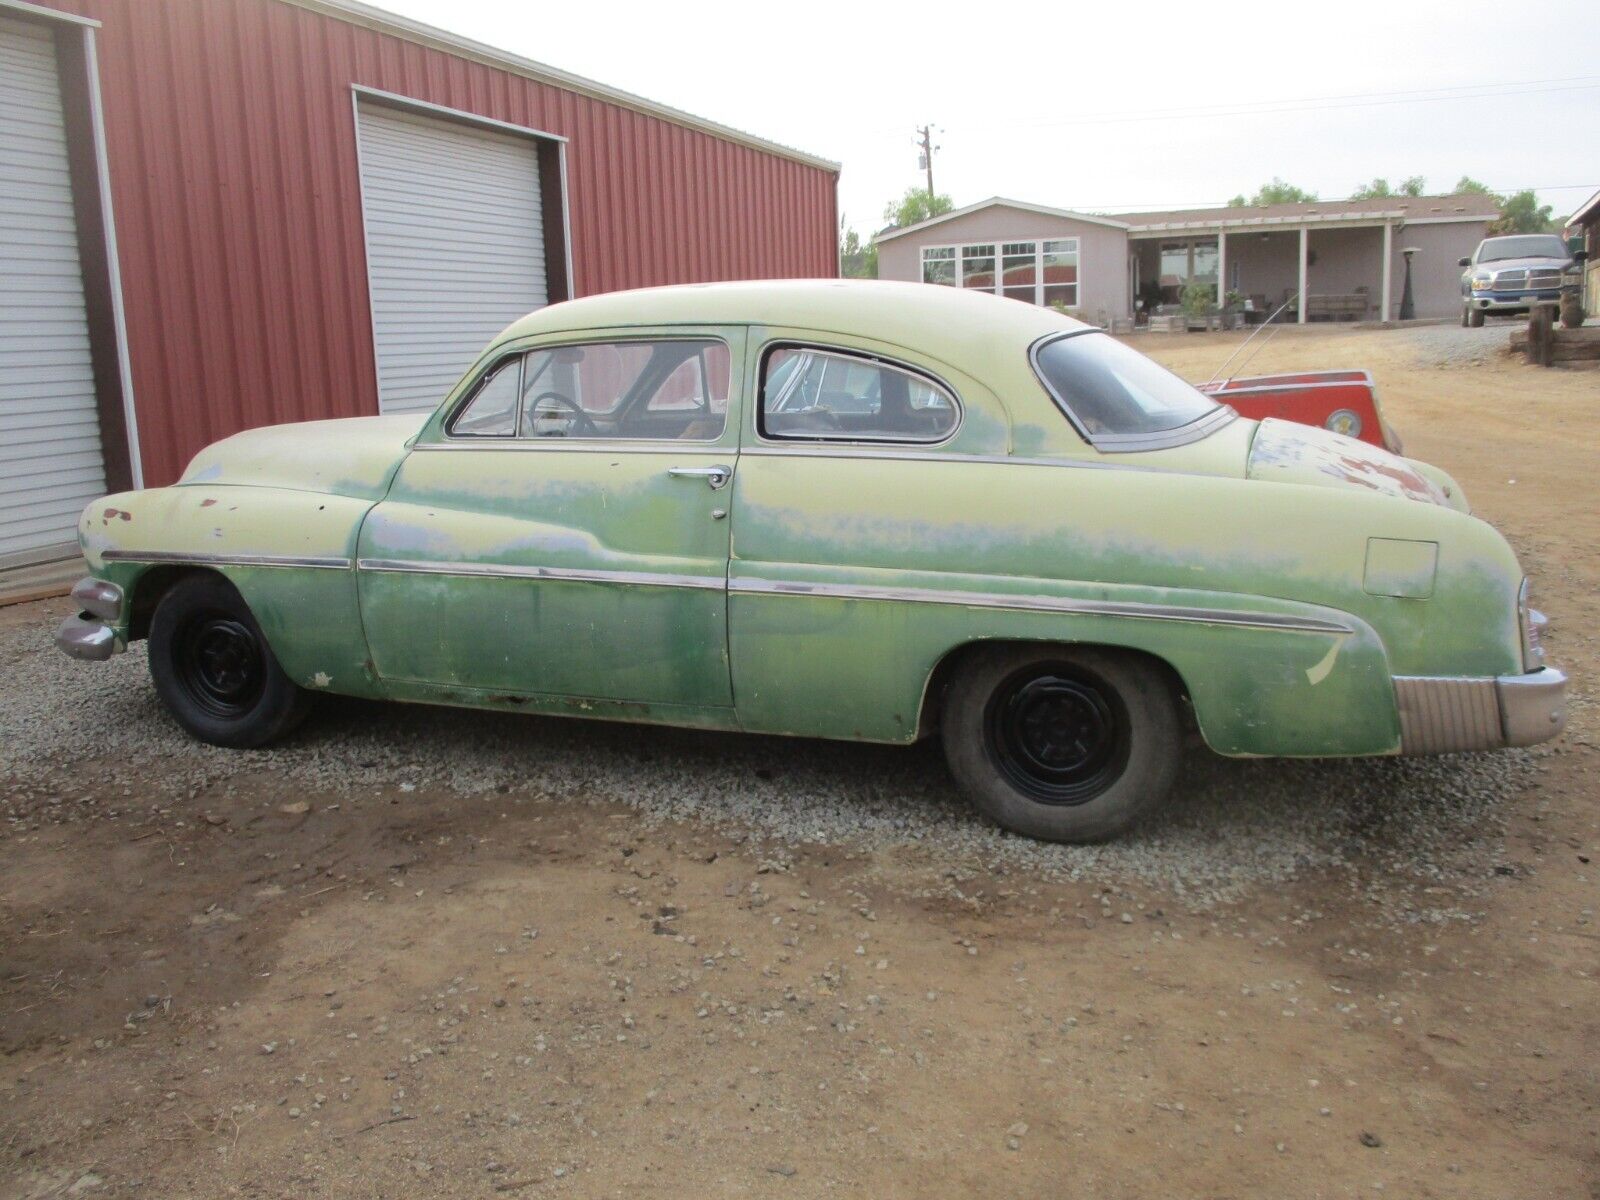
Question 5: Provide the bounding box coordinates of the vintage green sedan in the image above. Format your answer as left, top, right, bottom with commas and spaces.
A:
57, 281, 1566, 841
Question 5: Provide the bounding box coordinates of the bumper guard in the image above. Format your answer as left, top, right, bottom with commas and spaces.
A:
1394, 668, 1567, 754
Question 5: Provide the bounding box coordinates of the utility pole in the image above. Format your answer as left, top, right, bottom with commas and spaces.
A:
916, 124, 937, 200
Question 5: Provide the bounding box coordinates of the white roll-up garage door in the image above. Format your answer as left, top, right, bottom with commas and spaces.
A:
355, 101, 548, 415
0, 15, 107, 563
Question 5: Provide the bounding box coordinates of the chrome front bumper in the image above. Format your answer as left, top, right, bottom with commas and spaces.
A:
54, 577, 126, 663
1394, 668, 1568, 754
1471, 292, 1560, 311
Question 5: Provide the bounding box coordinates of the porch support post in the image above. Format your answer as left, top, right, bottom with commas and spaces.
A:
1297, 226, 1309, 325
1217, 230, 1227, 305
1380, 221, 1394, 323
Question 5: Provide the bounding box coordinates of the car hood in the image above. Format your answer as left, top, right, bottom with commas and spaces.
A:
178, 414, 426, 500
1473, 255, 1574, 273
1246, 418, 1452, 506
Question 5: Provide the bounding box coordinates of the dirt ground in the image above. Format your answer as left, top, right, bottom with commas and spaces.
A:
2, 325, 1597, 1199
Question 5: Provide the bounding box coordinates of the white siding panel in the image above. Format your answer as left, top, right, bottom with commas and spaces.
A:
0, 15, 105, 559
355, 101, 547, 416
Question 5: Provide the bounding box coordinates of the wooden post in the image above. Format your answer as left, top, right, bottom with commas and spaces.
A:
1527, 303, 1555, 367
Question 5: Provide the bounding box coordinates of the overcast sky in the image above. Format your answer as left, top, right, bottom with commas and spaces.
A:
382, 0, 1598, 235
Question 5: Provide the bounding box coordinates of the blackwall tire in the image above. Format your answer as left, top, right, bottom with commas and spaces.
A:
941, 645, 1182, 843
1466, 306, 1485, 328
147, 574, 310, 748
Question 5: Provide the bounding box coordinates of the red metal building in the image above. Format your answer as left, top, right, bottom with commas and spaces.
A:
1, 0, 839, 577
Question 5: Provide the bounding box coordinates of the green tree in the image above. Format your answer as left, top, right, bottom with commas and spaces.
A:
1491, 189, 1555, 235
883, 186, 954, 229
1351, 175, 1427, 199
1449, 178, 1554, 234
838, 224, 878, 278
1227, 178, 1318, 207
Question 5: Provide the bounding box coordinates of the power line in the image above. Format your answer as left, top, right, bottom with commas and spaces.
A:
934, 76, 1600, 131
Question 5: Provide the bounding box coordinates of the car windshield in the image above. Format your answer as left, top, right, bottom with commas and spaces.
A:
1032, 332, 1223, 439
1479, 235, 1568, 263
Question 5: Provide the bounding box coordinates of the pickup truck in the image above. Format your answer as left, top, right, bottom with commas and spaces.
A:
1459, 234, 1585, 327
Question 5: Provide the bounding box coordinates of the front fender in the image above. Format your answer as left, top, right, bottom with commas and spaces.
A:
76, 485, 382, 698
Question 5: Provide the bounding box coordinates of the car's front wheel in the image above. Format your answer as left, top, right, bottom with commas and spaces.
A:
941, 645, 1182, 843
1466, 305, 1485, 328
148, 574, 310, 747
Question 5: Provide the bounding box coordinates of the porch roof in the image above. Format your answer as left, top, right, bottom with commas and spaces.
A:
1123, 192, 1498, 237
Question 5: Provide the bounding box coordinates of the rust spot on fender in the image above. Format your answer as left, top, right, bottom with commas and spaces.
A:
200, 498, 218, 507
103, 508, 132, 522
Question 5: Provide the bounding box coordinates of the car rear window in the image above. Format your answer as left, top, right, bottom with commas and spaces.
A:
1031, 331, 1224, 441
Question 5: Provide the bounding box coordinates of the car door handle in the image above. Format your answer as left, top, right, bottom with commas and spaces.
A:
667, 464, 733, 491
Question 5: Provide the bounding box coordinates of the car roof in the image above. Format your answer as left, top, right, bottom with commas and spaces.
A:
493, 279, 1091, 361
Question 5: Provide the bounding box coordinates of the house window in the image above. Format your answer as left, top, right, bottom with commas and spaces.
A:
922, 238, 1081, 308
922, 246, 956, 286
1155, 238, 1219, 304
960, 244, 996, 290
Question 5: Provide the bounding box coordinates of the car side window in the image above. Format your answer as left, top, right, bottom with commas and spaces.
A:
447, 354, 523, 437
518, 339, 730, 441
759, 346, 959, 443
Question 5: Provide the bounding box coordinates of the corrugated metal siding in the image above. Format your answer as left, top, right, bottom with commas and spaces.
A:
28, 0, 839, 485
0, 13, 107, 559
355, 100, 547, 414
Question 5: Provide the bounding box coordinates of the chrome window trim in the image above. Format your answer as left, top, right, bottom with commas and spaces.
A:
755, 342, 964, 448
737, 444, 1179, 475
440, 335, 734, 447
411, 441, 714, 455
728, 577, 1352, 635
1029, 330, 1238, 453
357, 558, 725, 591
101, 550, 352, 570
445, 351, 524, 439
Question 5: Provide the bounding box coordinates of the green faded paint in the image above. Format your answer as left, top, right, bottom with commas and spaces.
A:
178, 414, 424, 499
69, 281, 1539, 759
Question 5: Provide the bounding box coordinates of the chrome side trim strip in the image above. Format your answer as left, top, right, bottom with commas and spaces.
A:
728, 577, 1352, 635
101, 550, 352, 570
356, 558, 725, 591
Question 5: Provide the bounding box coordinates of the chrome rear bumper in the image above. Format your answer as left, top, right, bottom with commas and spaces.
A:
1394, 668, 1567, 754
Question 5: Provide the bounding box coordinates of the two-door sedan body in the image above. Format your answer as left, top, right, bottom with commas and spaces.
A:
57, 281, 1567, 841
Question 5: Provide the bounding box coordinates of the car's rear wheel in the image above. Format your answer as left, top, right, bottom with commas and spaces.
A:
1466, 305, 1485, 328
148, 574, 310, 747
941, 645, 1182, 843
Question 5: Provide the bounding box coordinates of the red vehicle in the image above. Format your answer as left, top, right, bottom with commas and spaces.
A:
1197, 369, 1402, 453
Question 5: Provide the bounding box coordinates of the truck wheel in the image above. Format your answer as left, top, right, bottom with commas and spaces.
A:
1460, 304, 1469, 328
1560, 296, 1583, 330
1466, 306, 1485, 328
941, 645, 1182, 843
148, 574, 310, 748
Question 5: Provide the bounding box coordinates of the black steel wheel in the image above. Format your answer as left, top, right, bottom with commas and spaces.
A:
148, 574, 310, 747
172, 615, 267, 719
984, 666, 1132, 806
942, 645, 1181, 843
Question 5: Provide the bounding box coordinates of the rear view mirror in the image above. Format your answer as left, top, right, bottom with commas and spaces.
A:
1457, 257, 1471, 268
1574, 250, 1589, 264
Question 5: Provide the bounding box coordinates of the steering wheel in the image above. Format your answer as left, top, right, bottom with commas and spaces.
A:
526, 391, 597, 438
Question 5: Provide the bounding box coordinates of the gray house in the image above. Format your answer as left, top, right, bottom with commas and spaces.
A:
875, 193, 1499, 324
